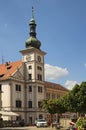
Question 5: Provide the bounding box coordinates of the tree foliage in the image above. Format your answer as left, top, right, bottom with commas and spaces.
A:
41, 81, 86, 123
41, 99, 66, 114
41, 99, 67, 125
60, 82, 86, 114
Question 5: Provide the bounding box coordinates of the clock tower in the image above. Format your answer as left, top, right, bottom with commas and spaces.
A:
20, 7, 46, 121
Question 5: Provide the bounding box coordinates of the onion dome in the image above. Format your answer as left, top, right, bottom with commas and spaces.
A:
26, 7, 41, 49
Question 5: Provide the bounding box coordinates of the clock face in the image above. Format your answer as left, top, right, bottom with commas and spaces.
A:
26, 55, 31, 61
37, 56, 41, 62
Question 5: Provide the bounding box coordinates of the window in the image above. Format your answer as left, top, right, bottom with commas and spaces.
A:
37, 74, 42, 81
38, 86, 42, 93
7, 66, 12, 70
15, 84, 21, 91
29, 86, 32, 92
46, 93, 50, 99
37, 66, 42, 71
28, 65, 32, 69
16, 116, 21, 121
57, 94, 60, 98
38, 101, 42, 108
28, 74, 32, 80
0, 74, 4, 77
0, 84, 2, 91
28, 101, 32, 108
52, 93, 55, 99
16, 100, 22, 108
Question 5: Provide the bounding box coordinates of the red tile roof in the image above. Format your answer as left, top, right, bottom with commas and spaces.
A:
0, 60, 69, 92
45, 81, 69, 91
0, 60, 22, 80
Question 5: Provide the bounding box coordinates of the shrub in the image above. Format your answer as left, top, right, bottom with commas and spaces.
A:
76, 117, 86, 130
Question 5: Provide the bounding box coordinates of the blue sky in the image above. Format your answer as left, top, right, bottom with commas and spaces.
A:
0, 0, 86, 89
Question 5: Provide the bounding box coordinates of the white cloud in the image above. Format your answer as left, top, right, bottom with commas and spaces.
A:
45, 64, 69, 80
65, 80, 78, 90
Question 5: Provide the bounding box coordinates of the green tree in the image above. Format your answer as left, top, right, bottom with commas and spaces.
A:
77, 82, 86, 113
41, 99, 66, 125
60, 84, 80, 113
41, 99, 57, 125
60, 82, 86, 115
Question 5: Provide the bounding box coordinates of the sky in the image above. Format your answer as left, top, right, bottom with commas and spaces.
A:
0, 0, 86, 90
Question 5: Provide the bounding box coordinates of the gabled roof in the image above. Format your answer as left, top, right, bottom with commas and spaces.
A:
0, 60, 69, 91
45, 81, 69, 91
0, 60, 22, 81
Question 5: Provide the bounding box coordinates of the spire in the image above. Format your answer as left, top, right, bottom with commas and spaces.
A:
29, 7, 36, 37
25, 7, 41, 50
32, 6, 34, 19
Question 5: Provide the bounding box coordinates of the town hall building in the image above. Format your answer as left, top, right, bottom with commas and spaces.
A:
0, 8, 68, 125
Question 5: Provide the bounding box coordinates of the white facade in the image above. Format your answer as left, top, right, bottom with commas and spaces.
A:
0, 10, 68, 125
20, 47, 46, 124
0, 46, 46, 125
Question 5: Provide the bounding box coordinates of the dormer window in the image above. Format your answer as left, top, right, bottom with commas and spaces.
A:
0, 74, 4, 78
7, 66, 12, 70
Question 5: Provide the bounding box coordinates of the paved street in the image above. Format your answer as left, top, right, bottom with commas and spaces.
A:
0, 126, 56, 130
